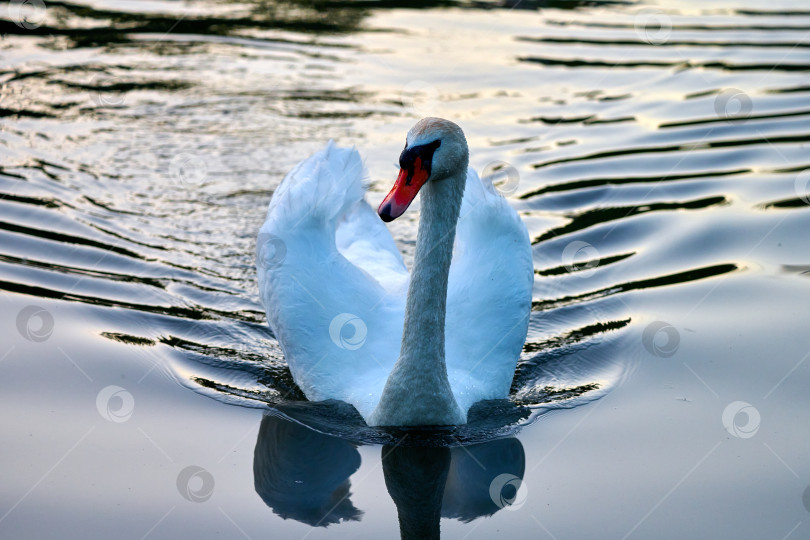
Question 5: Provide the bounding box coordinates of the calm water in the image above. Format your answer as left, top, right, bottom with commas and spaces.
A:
2, 0, 810, 538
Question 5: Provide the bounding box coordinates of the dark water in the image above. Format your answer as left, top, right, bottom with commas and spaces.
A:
2, 1, 810, 538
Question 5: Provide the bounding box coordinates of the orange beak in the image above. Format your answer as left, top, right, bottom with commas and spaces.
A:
378, 157, 429, 222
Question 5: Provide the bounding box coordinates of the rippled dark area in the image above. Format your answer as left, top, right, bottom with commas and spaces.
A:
3, 0, 810, 538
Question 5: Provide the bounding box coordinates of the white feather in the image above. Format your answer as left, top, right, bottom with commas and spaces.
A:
257, 142, 533, 422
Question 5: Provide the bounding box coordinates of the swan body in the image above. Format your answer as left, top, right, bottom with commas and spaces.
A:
257, 118, 533, 426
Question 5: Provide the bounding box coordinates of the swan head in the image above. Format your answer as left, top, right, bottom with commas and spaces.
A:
378, 117, 469, 222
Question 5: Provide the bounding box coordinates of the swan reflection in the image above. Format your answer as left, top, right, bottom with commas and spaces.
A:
253, 411, 363, 526
253, 411, 525, 535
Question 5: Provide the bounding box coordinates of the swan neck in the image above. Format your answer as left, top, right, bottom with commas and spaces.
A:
368, 166, 468, 427
400, 175, 463, 364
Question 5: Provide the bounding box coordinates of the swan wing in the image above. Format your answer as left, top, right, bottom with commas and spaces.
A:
257, 142, 405, 419
446, 168, 534, 413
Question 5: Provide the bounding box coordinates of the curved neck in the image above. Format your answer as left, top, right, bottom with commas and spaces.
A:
400, 173, 464, 367
370, 168, 467, 427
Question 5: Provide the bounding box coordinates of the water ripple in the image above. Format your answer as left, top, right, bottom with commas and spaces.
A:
1, 0, 808, 442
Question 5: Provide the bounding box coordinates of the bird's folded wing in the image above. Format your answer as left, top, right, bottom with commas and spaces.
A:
257, 142, 404, 419
445, 169, 534, 413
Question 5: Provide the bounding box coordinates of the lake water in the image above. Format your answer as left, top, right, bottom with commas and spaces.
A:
2, 0, 810, 538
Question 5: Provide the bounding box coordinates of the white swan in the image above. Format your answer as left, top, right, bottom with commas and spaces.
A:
257, 118, 533, 426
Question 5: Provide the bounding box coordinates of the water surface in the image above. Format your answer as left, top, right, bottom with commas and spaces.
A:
2, 0, 810, 538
